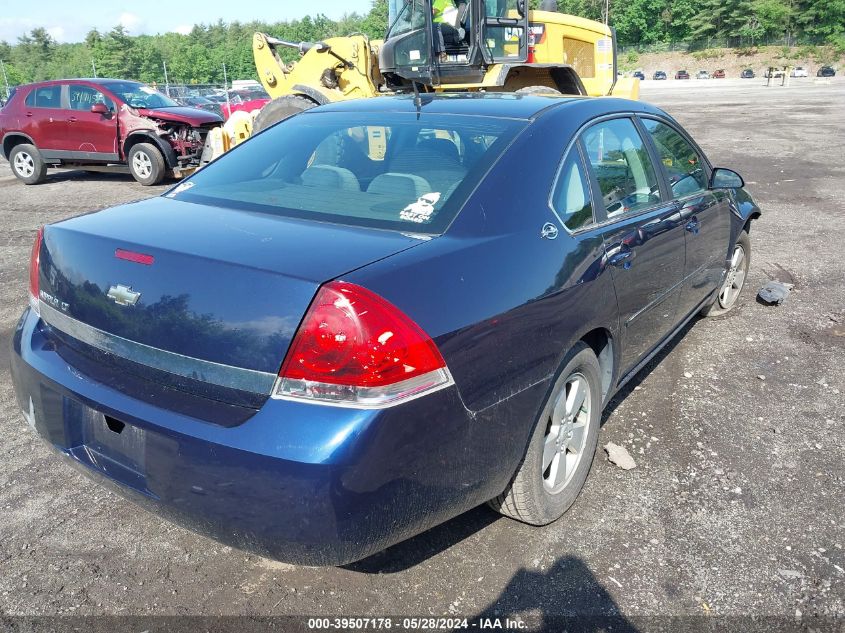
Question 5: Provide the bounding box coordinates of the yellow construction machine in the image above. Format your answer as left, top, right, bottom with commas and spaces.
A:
245, 0, 638, 134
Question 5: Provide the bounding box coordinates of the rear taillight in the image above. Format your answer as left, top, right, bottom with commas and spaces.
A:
275, 281, 452, 407
29, 227, 43, 315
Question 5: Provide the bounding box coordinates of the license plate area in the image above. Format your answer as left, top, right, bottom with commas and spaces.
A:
67, 401, 149, 494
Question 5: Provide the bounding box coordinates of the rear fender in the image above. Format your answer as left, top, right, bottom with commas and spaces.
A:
611, 77, 640, 100
2, 132, 36, 159
291, 84, 333, 105
496, 64, 587, 95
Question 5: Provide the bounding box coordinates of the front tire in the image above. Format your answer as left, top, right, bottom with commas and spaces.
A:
701, 230, 751, 317
10, 144, 47, 185
252, 95, 318, 134
489, 342, 602, 525
127, 143, 165, 186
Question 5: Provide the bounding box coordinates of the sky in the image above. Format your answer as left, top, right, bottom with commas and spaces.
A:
0, 0, 374, 44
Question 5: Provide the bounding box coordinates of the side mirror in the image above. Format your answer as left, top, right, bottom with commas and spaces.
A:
710, 167, 744, 189
91, 103, 109, 115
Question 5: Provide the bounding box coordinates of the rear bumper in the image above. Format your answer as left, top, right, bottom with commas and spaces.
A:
10, 308, 537, 565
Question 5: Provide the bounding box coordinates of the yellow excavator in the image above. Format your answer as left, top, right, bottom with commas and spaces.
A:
210, 0, 639, 155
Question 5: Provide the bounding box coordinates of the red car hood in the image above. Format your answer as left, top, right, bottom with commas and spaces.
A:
137, 106, 222, 125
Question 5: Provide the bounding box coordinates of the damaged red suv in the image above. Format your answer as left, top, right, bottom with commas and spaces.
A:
0, 79, 222, 185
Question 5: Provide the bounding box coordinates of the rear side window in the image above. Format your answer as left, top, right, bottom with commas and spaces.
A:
24, 85, 61, 108
641, 118, 708, 197
172, 111, 525, 235
551, 149, 594, 232
581, 118, 661, 218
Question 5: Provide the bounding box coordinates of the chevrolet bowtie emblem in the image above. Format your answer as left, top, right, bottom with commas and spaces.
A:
107, 284, 141, 306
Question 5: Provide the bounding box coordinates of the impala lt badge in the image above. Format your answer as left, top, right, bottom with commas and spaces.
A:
107, 284, 141, 306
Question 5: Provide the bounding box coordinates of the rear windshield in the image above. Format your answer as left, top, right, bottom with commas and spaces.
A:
170, 110, 525, 235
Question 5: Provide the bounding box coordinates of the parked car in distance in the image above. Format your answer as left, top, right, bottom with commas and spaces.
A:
633, 70, 645, 80
675, 69, 690, 79
790, 66, 808, 78
713, 69, 725, 79
696, 70, 710, 79
764, 67, 785, 78
176, 94, 223, 117
11, 94, 760, 566
741, 68, 755, 79
817, 66, 836, 77
653, 70, 667, 80
220, 89, 271, 120
0, 79, 222, 185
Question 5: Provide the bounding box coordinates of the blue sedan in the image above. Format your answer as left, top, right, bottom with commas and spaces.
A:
10, 94, 760, 565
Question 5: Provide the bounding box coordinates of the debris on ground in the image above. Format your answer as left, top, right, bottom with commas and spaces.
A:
604, 442, 637, 470
758, 281, 793, 305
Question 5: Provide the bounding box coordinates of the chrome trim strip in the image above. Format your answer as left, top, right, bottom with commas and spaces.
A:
38, 301, 277, 395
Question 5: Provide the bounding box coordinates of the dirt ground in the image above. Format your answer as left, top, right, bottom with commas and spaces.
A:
0, 78, 843, 627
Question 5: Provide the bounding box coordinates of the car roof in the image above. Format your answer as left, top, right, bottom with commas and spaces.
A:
310, 93, 638, 121
15, 78, 142, 89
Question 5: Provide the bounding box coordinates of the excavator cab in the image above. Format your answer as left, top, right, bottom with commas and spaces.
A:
379, 0, 531, 88
235, 0, 638, 156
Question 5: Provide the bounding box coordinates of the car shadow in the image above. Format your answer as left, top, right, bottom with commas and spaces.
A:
345, 504, 501, 573
471, 555, 639, 630
42, 169, 173, 186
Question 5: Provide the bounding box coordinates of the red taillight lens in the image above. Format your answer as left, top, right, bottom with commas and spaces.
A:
29, 227, 43, 314
276, 281, 452, 407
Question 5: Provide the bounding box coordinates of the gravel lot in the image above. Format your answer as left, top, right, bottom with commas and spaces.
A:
1, 78, 843, 624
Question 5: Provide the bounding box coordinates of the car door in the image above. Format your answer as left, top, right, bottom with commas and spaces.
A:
21, 84, 66, 152
64, 83, 118, 158
640, 117, 731, 318
580, 116, 687, 375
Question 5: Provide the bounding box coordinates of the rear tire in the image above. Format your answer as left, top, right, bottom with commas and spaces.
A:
127, 143, 165, 186
514, 85, 562, 96
252, 95, 318, 134
489, 342, 601, 525
9, 144, 47, 185
701, 230, 751, 317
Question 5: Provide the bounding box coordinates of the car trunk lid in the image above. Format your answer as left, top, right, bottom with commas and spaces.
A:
36, 196, 424, 409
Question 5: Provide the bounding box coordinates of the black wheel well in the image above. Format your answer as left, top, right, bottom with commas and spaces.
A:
743, 213, 760, 234
123, 134, 151, 155
580, 328, 614, 402
2, 134, 33, 160
123, 133, 175, 169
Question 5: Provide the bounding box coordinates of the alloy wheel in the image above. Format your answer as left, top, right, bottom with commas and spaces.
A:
132, 151, 153, 179
14, 152, 35, 178
542, 372, 591, 492
718, 244, 747, 309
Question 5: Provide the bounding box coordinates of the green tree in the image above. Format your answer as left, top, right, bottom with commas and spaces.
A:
796, 0, 845, 38
360, 0, 390, 39
690, 0, 756, 38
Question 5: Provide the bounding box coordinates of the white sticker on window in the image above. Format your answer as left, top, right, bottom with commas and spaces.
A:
400, 192, 441, 224
409, 50, 421, 61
